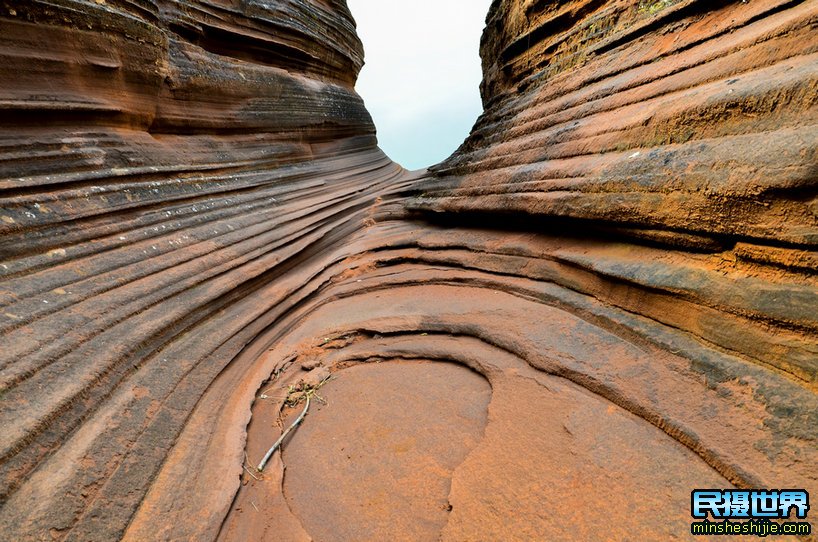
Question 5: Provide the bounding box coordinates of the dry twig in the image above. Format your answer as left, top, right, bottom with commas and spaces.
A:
243, 463, 262, 481
257, 396, 310, 472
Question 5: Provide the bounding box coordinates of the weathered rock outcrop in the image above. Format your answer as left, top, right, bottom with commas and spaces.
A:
0, 1, 406, 539
0, 0, 816, 540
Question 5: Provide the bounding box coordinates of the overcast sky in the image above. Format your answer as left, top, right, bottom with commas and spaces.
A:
346, 0, 491, 171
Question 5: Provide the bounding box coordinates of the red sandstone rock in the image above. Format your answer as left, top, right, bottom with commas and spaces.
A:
299, 366, 330, 388
0, 0, 816, 540
300, 357, 323, 371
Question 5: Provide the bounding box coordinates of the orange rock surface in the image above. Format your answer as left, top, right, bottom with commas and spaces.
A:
0, 0, 816, 540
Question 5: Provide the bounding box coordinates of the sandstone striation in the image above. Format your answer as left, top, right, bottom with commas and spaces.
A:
0, 0, 816, 540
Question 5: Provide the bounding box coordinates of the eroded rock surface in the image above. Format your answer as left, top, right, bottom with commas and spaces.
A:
0, 0, 816, 541
281, 361, 491, 542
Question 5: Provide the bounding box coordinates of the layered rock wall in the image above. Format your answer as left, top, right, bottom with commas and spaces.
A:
0, 1, 406, 539
0, 0, 816, 540
414, 0, 818, 387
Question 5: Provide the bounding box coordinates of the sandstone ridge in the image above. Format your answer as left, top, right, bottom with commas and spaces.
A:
0, 1, 816, 540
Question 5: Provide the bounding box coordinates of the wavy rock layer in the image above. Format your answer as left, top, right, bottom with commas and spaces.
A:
1, 0, 817, 540
0, 1, 407, 540
415, 0, 818, 404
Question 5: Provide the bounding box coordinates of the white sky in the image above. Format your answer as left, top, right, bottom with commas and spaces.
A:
346, 0, 491, 170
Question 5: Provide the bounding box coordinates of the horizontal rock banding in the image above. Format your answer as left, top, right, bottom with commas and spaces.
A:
412, 0, 818, 383
0, 1, 405, 540
0, 0, 816, 540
